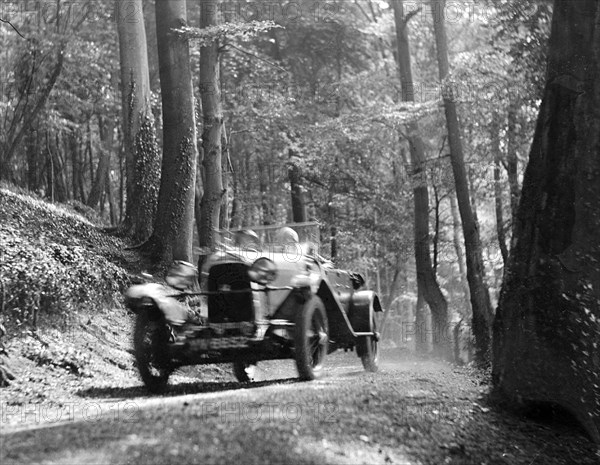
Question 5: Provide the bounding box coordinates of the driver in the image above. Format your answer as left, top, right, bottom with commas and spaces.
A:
234, 229, 260, 249
274, 226, 299, 245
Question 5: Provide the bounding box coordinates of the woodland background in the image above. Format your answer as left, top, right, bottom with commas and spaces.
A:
1, 0, 598, 443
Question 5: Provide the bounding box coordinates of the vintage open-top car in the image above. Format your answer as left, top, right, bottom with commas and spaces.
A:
125, 222, 382, 392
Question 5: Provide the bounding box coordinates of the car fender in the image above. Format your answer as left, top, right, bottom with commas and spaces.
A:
349, 290, 383, 333
124, 283, 187, 325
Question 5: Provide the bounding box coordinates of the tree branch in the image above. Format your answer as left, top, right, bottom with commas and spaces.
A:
223, 43, 289, 73
0, 17, 27, 39
403, 8, 422, 26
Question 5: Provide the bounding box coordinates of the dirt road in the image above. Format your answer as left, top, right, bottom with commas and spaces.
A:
1, 351, 597, 465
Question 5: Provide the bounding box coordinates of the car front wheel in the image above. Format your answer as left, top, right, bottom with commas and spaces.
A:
357, 314, 379, 372
294, 296, 328, 381
133, 310, 173, 393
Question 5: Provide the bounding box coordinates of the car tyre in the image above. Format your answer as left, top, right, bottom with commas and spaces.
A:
357, 314, 379, 372
133, 310, 173, 393
232, 361, 256, 382
294, 296, 328, 381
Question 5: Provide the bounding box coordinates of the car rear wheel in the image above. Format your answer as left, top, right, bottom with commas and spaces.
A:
133, 310, 173, 393
357, 314, 379, 373
294, 296, 328, 381
232, 361, 256, 382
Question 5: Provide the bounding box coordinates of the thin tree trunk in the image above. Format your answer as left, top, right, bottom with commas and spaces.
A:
26, 125, 39, 192
430, 0, 493, 365
450, 194, 470, 311
289, 148, 307, 223
414, 289, 428, 354
506, 103, 520, 228
87, 116, 114, 209
0, 45, 65, 179
392, 0, 449, 359
492, 113, 509, 265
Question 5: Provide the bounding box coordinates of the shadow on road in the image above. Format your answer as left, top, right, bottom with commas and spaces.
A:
76, 377, 299, 400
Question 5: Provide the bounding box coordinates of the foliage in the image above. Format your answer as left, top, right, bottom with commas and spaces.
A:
22, 333, 91, 376
0, 187, 132, 331
175, 20, 281, 46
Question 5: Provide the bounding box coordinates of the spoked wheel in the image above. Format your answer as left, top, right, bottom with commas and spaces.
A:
294, 296, 328, 381
357, 313, 379, 373
232, 361, 256, 383
133, 310, 173, 393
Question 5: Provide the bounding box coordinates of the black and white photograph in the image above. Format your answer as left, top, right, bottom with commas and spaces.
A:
0, 0, 599, 463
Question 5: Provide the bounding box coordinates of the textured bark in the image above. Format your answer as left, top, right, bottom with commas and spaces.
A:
87, 116, 114, 208
493, 0, 600, 443
506, 103, 520, 228
197, 0, 224, 261
145, 0, 198, 264
491, 114, 509, 265
289, 150, 307, 223
430, 0, 493, 365
116, 0, 161, 242
392, 0, 449, 359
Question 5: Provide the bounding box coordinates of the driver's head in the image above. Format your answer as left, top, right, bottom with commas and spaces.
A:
234, 229, 259, 247
274, 226, 299, 245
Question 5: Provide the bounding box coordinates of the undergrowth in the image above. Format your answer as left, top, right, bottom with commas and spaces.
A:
0, 186, 136, 334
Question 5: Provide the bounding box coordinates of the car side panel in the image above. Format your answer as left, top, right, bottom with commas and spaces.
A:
317, 280, 356, 342
322, 268, 354, 312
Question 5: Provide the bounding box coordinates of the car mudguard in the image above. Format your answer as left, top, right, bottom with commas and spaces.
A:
348, 290, 383, 333
124, 283, 187, 325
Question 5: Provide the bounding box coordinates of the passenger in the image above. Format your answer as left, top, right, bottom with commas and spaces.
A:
234, 229, 260, 250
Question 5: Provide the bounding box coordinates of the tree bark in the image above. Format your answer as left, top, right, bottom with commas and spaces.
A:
87, 116, 114, 209
145, 0, 198, 264
392, 0, 449, 359
116, 0, 161, 243
506, 103, 520, 229
430, 0, 493, 365
491, 113, 509, 265
197, 0, 224, 265
493, 0, 600, 444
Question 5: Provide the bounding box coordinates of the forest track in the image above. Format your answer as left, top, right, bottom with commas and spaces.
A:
2, 351, 597, 465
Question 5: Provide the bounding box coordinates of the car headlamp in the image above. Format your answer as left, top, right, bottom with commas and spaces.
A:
248, 258, 277, 284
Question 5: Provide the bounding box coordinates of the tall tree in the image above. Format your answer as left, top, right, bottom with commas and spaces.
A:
116, 0, 161, 242
197, 0, 224, 263
392, 0, 449, 358
145, 0, 198, 263
493, 0, 600, 443
430, 0, 494, 365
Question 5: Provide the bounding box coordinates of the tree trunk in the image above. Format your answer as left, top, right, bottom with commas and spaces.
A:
116, 0, 161, 243
392, 0, 449, 359
289, 148, 307, 223
491, 113, 509, 265
145, 0, 198, 264
430, 0, 493, 365
197, 0, 224, 265
87, 116, 114, 209
493, 0, 600, 444
0, 45, 65, 180
506, 103, 520, 228
26, 125, 40, 193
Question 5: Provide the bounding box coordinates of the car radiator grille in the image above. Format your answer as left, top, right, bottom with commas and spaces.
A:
207, 263, 254, 324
